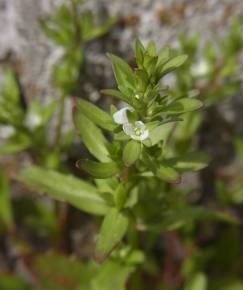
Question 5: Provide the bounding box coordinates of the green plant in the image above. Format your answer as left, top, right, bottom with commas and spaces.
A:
41, 0, 116, 94
17, 40, 214, 288
1, 9, 243, 290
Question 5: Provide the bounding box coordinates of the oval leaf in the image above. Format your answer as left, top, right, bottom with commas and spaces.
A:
77, 159, 120, 179
122, 140, 141, 167
149, 122, 175, 146
108, 53, 135, 89
101, 89, 129, 103
76, 99, 116, 131
17, 166, 109, 215
114, 184, 128, 210
161, 54, 188, 75
168, 152, 209, 172
184, 273, 207, 290
161, 98, 203, 115
156, 164, 180, 183
95, 208, 129, 260
74, 113, 110, 162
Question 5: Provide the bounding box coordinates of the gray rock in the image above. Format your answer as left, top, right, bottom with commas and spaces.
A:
0, 0, 242, 99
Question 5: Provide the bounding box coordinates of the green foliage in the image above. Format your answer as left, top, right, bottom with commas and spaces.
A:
0, 275, 30, 290
123, 140, 141, 167
2, 9, 243, 290
76, 99, 116, 131
0, 67, 58, 156
77, 159, 121, 179
74, 113, 110, 162
70, 40, 211, 260
33, 251, 135, 290
0, 67, 23, 125
184, 273, 207, 290
95, 208, 129, 259
17, 166, 109, 215
0, 172, 13, 230
41, 2, 116, 94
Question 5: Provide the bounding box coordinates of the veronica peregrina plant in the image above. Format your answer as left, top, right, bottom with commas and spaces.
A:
18, 40, 209, 262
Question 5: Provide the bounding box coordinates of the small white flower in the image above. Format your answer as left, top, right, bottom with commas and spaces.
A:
113, 107, 133, 125
25, 113, 42, 129
123, 121, 149, 141
113, 107, 149, 141
191, 59, 209, 77
0, 125, 15, 139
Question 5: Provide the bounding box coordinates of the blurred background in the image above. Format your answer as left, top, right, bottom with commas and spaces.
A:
0, 0, 243, 289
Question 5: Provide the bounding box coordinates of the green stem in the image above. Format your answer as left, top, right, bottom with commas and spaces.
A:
70, 0, 81, 46
54, 93, 65, 149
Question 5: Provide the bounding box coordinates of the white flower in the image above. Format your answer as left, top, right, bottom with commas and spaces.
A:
0, 125, 15, 139
123, 121, 149, 141
191, 59, 209, 77
113, 107, 133, 125
25, 113, 42, 129
113, 107, 149, 141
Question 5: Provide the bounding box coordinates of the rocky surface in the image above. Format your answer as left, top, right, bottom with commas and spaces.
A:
0, 0, 243, 100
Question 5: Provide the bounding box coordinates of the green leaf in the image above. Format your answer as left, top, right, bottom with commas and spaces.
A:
91, 259, 134, 290
135, 39, 145, 67
161, 98, 203, 115
0, 172, 14, 229
168, 152, 209, 172
184, 273, 207, 290
146, 40, 157, 56
114, 184, 128, 210
34, 251, 93, 290
17, 166, 109, 215
0, 67, 24, 125
101, 89, 129, 103
174, 112, 202, 140
78, 160, 120, 179
154, 207, 240, 231
108, 53, 135, 89
0, 135, 31, 155
156, 164, 180, 183
95, 208, 129, 260
95, 178, 118, 193
143, 55, 158, 76
157, 48, 170, 67
74, 112, 110, 162
149, 122, 175, 146
161, 54, 188, 75
76, 99, 115, 131
0, 275, 29, 290
53, 49, 84, 93
122, 140, 141, 167
35, 251, 133, 290
82, 13, 116, 42
1, 67, 20, 104
208, 277, 243, 290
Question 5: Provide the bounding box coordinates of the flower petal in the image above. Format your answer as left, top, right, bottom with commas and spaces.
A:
113, 107, 130, 124
134, 121, 146, 129
123, 123, 134, 136
139, 129, 149, 141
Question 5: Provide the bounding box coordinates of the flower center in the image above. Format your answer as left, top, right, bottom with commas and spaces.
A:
134, 127, 143, 136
